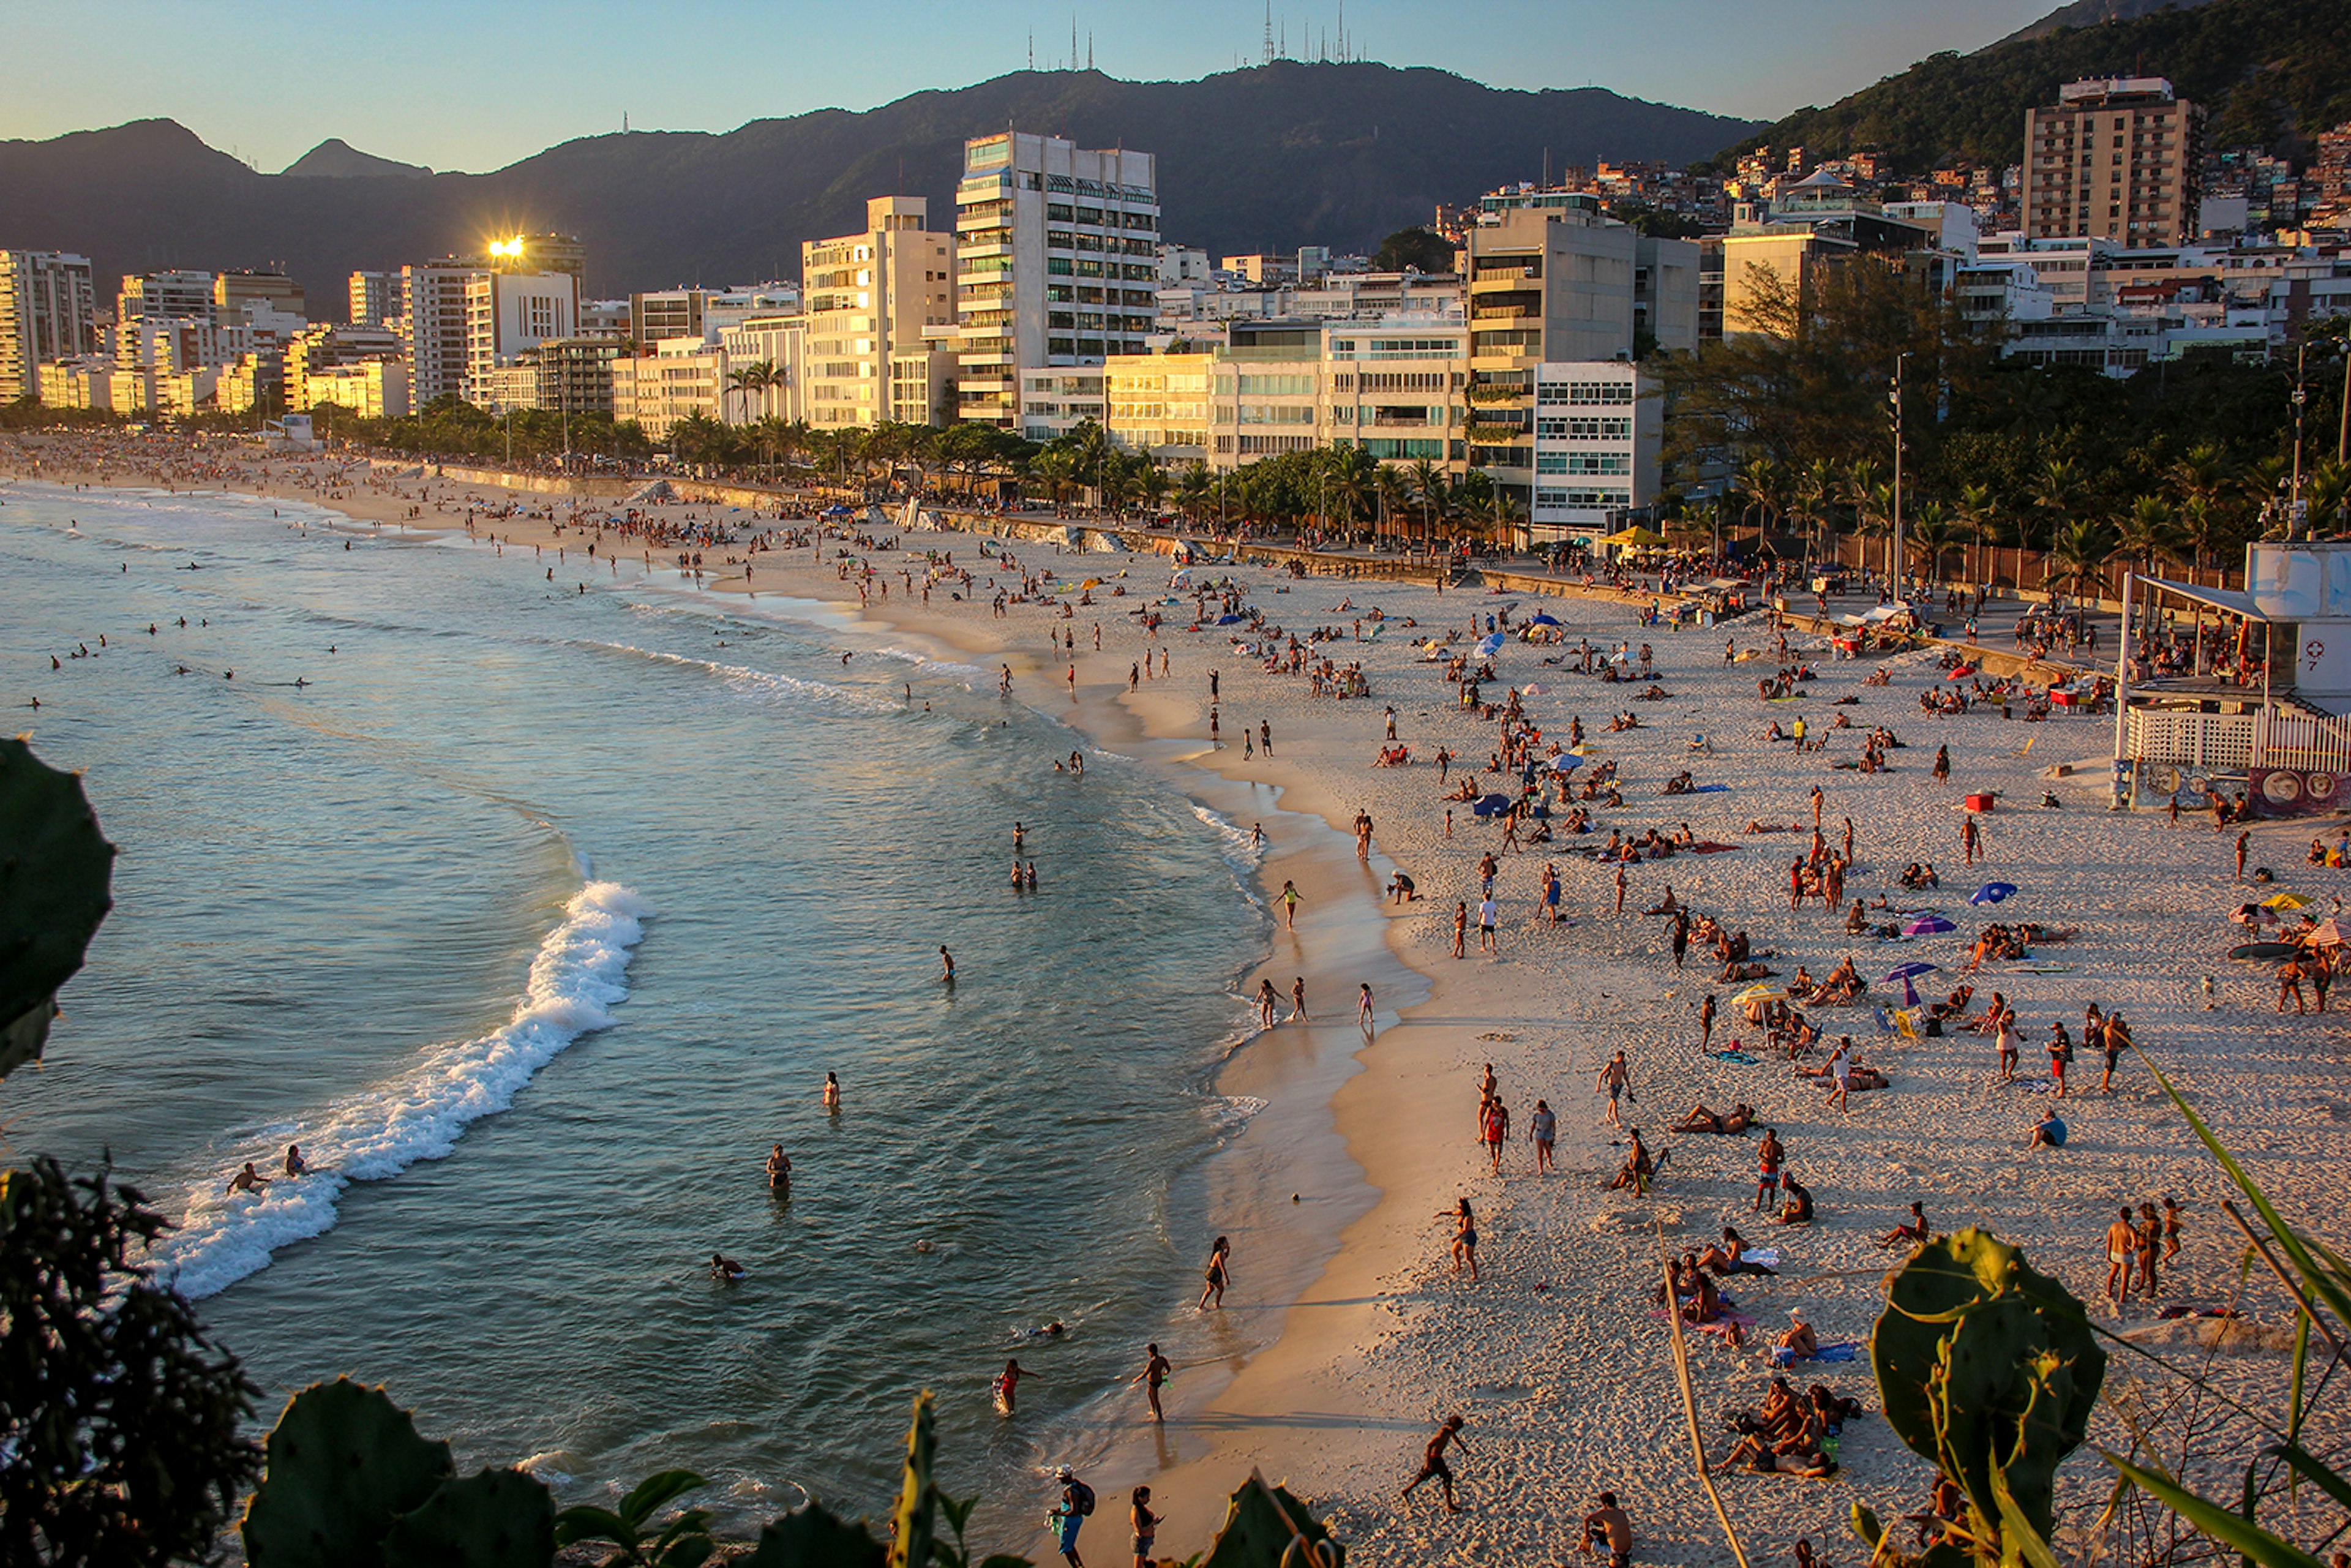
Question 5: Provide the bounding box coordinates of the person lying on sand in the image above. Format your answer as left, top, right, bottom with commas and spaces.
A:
1673, 1102, 1757, 1136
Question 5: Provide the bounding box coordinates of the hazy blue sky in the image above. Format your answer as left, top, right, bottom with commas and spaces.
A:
2, 0, 2058, 172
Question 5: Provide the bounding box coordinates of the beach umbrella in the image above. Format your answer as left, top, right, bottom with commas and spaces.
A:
1526, 613, 1562, 627
2263, 892, 2312, 910
1475, 632, 1504, 656
2308, 918, 2347, 947
1969, 882, 2019, 906
1472, 793, 1512, 817
821, 504, 855, 517
1216, 613, 1245, 625
1883, 961, 1939, 982
1733, 981, 1790, 1005
1547, 754, 1583, 771
1518, 683, 1545, 696
1903, 915, 1957, 937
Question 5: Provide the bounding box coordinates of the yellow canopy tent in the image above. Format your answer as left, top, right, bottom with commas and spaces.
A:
1600, 525, 1668, 549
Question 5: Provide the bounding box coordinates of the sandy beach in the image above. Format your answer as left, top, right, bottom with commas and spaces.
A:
10, 429, 2347, 1566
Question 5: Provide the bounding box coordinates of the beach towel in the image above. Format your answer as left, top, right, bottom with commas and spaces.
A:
1771, 1340, 1861, 1368
1691, 842, 1742, 853
1743, 1248, 1782, 1269
1709, 1050, 1760, 1065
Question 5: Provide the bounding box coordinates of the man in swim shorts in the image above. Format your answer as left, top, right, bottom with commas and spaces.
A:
1400, 1416, 1470, 1513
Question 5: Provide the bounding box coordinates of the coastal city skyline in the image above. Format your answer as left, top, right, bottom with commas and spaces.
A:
9, 0, 2067, 173
5, 0, 2350, 1564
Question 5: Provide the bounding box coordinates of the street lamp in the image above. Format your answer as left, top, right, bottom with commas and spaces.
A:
1890, 351, 1908, 595
2290, 339, 2308, 536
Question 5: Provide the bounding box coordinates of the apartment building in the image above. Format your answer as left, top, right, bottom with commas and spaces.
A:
0, 250, 98, 400
116, 270, 217, 330
953, 130, 1160, 437
2024, 78, 2203, 246
802, 196, 956, 428
1105, 318, 1470, 478
1461, 208, 1696, 504
1529, 361, 1658, 539
718, 312, 808, 425
287, 323, 402, 413
349, 271, 400, 328
463, 270, 577, 405
304, 358, 411, 419
614, 337, 726, 440
402, 263, 473, 403
36, 356, 114, 409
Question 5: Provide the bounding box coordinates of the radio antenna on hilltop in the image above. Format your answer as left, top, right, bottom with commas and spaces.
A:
1263, 1, 1273, 65
1029, 32, 1034, 70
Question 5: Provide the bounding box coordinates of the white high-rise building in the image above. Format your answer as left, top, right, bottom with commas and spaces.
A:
803, 196, 954, 428
0, 250, 98, 401
464, 271, 577, 407
953, 130, 1160, 438
402, 263, 473, 404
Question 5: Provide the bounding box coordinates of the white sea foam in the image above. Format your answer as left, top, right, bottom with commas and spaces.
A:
874, 645, 986, 678
157, 881, 651, 1300
1189, 803, 1264, 873
1209, 1095, 1270, 1138
582, 642, 895, 715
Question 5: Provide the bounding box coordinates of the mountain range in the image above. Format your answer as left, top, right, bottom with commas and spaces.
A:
0, 63, 1753, 301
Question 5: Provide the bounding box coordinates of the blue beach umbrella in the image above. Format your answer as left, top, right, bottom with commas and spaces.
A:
1216, 613, 1246, 625
1883, 961, 1939, 982
1903, 915, 1957, 937
1476, 632, 1504, 656
1526, 613, 1562, 627
1472, 793, 1512, 817
1547, 754, 1584, 771
1969, 882, 2019, 906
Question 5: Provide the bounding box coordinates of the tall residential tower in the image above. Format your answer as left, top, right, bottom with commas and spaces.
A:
0, 250, 98, 401
2024, 78, 2203, 246
953, 131, 1158, 438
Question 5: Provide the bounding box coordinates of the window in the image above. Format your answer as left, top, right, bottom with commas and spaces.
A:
1237, 373, 1313, 396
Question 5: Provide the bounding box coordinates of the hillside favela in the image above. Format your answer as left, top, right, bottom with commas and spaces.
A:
6, 0, 2351, 1564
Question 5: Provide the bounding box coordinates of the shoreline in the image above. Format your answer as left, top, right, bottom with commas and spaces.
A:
15, 434, 2351, 1566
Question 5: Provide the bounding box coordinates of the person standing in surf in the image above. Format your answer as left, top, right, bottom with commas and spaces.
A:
1198, 1236, 1231, 1310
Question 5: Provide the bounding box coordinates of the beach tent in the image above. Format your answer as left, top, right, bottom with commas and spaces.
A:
1600, 525, 1668, 549
1903, 915, 1957, 936
1526, 612, 1562, 627
1968, 882, 2019, 906
1471, 793, 1513, 817
2262, 892, 2312, 910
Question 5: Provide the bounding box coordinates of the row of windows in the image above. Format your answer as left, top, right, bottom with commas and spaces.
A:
1535, 452, 1632, 475
1537, 416, 1632, 439
1535, 486, 1632, 509
1536, 381, 1635, 405
1329, 337, 1464, 358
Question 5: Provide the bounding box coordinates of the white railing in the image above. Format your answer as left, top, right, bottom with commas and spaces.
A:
2125, 707, 2351, 773
2255, 710, 2351, 773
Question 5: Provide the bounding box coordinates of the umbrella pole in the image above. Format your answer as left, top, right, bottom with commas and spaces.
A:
2112, 569, 2133, 810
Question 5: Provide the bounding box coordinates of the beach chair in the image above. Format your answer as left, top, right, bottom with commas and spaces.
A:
2010, 735, 2037, 759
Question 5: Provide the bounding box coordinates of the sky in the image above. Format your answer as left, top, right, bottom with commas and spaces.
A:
1, 0, 2062, 173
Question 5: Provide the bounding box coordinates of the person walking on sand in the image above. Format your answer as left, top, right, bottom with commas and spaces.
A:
2135, 1201, 2163, 1300
1478, 894, 1500, 955
1279, 880, 1302, 931
1598, 1049, 1631, 1127
1963, 813, 1982, 867
1826, 1037, 1853, 1112
1128, 1487, 1161, 1568
1439, 1194, 1476, 1278
1048, 1468, 1091, 1568
1452, 901, 1469, 958
2105, 1207, 2139, 1310
1530, 1098, 1557, 1174
2236, 830, 2251, 882
1358, 982, 1376, 1030
1698, 992, 1717, 1050
1290, 976, 1310, 1023
1481, 1096, 1510, 1173
1130, 1345, 1173, 1422
1400, 1416, 1471, 1512
1198, 1236, 1232, 1309
1932, 745, 1950, 785
1614, 865, 1628, 915
1755, 1128, 1783, 1212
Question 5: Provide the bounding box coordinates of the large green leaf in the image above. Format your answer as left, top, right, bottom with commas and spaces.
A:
2103, 1454, 2327, 1568
0, 736, 116, 1078
381, 1468, 556, 1568
2265, 1441, 2351, 1517
1199, 1471, 1343, 1568
887, 1394, 937, 1568
618, 1469, 708, 1532
241, 1379, 457, 1568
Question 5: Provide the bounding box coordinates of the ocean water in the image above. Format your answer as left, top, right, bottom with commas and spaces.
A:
0, 482, 1269, 1535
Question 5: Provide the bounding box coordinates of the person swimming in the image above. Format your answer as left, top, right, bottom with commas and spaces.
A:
709, 1253, 745, 1281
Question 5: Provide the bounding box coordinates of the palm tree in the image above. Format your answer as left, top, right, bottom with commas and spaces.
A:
2115, 495, 2177, 579
1374, 464, 1412, 542
1321, 445, 1374, 539
1796, 458, 1841, 569
2027, 457, 2085, 587
2308, 459, 2351, 538
1907, 501, 1959, 587
1408, 457, 1446, 558
2044, 517, 2121, 605
725, 364, 764, 426
1954, 484, 1997, 589
1736, 455, 1784, 551
1175, 462, 1212, 525
2175, 495, 2227, 588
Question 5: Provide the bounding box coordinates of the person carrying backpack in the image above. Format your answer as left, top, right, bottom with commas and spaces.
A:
1050, 1467, 1094, 1566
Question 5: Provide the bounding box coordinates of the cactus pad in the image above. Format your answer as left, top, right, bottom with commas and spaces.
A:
242, 1378, 456, 1568
0, 736, 116, 1078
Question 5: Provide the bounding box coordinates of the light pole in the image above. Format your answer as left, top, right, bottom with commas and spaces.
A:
2290, 339, 2308, 536
1890, 351, 1908, 596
